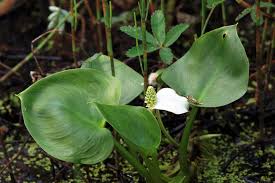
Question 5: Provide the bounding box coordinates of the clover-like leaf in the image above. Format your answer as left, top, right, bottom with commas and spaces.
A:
126, 44, 158, 57
48, 6, 72, 32
162, 25, 249, 107
151, 10, 166, 45
159, 47, 173, 64
120, 26, 157, 45
164, 23, 190, 47
18, 69, 121, 164
81, 54, 143, 104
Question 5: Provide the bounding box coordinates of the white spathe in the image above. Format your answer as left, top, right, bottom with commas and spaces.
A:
154, 88, 189, 114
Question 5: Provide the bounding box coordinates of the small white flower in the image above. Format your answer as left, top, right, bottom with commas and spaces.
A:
148, 72, 159, 86
145, 87, 189, 114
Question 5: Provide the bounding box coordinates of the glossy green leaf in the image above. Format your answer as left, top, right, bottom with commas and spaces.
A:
96, 104, 161, 153
120, 26, 157, 45
162, 25, 249, 107
19, 69, 121, 164
151, 10, 166, 45
81, 54, 143, 104
207, 0, 224, 8
164, 23, 189, 47
159, 47, 173, 64
126, 44, 158, 57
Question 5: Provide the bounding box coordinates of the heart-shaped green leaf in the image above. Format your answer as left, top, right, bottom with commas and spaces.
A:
96, 104, 161, 153
81, 54, 143, 104
162, 25, 249, 107
18, 69, 121, 164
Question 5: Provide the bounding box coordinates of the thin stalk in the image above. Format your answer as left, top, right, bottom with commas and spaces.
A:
96, 0, 104, 52
140, 0, 149, 92
255, 0, 265, 137
70, 0, 78, 67
156, 110, 179, 147
265, 25, 274, 92
261, 0, 271, 49
201, 7, 215, 35
178, 107, 199, 176
102, 0, 115, 76
166, 0, 176, 27
201, 0, 206, 36
221, 2, 227, 25
134, 12, 144, 75
0, 14, 72, 82
83, 0, 99, 51
160, 0, 165, 12
113, 140, 150, 180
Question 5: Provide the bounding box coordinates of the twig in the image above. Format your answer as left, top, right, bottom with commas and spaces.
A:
0, 62, 21, 77
265, 25, 274, 92
0, 29, 56, 82
83, 0, 100, 51
0, 136, 29, 175
0, 1, 84, 82
0, 130, 16, 182
255, 0, 265, 137
236, 0, 275, 20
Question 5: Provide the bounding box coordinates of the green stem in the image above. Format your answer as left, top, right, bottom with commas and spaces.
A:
201, 7, 215, 35
141, 17, 148, 92
96, 0, 104, 52
70, 0, 78, 66
201, 0, 206, 35
134, 12, 144, 75
156, 110, 179, 147
113, 140, 150, 180
140, 0, 149, 92
179, 107, 199, 176
166, 0, 176, 27
221, 2, 227, 25
0, 1, 84, 82
161, 0, 165, 12
143, 152, 162, 183
103, 0, 115, 76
